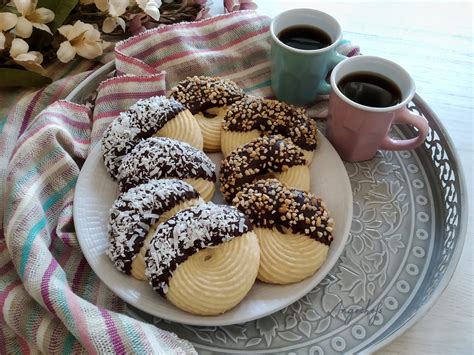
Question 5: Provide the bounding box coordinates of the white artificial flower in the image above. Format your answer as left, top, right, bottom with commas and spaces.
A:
9, 0, 55, 38
136, 0, 162, 21
56, 21, 106, 63
9, 37, 45, 73
94, 0, 129, 33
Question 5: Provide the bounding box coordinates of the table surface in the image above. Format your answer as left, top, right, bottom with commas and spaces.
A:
255, 1, 473, 354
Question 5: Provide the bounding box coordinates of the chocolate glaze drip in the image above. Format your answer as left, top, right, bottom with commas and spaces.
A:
118, 137, 216, 192
169, 76, 244, 115
222, 95, 318, 151
145, 203, 252, 296
219, 135, 306, 203
102, 96, 185, 178
107, 179, 200, 274
233, 179, 334, 246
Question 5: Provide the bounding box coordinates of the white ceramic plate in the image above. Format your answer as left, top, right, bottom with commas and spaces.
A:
74, 134, 352, 326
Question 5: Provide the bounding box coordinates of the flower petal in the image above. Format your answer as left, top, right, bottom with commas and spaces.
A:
10, 38, 29, 57
94, 0, 109, 12
29, 7, 55, 24
32, 22, 53, 35
15, 52, 41, 63
0, 13, 18, 31
15, 59, 45, 74
57, 40, 77, 63
15, 16, 33, 38
68, 21, 94, 40
58, 24, 72, 38
108, 0, 129, 17
102, 17, 118, 33
116, 16, 126, 32
75, 40, 103, 59
145, 1, 161, 21
0, 32, 5, 50
13, 0, 36, 16
83, 27, 101, 41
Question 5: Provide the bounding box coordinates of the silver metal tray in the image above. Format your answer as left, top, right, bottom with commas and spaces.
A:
68, 61, 468, 354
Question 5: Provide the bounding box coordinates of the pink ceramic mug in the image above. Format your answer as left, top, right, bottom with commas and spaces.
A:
327, 55, 430, 162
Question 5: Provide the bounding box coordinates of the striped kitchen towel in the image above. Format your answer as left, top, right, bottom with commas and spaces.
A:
1, 10, 359, 354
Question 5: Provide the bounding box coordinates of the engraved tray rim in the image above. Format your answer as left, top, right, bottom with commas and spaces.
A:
67, 61, 469, 353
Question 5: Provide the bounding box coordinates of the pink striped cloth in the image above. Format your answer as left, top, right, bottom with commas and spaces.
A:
0, 10, 359, 354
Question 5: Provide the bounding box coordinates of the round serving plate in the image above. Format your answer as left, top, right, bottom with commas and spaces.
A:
68, 61, 468, 353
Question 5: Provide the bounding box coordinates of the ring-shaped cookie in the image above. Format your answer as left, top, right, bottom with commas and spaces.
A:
233, 179, 334, 284
219, 135, 310, 203
102, 96, 203, 178
170, 76, 244, 152
221, 96, 318, 163
145, 203, 260, 315
117, 137, 216, 201
107, 179, 203, 280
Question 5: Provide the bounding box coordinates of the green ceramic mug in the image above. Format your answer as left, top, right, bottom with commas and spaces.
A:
270, 8, 346, 106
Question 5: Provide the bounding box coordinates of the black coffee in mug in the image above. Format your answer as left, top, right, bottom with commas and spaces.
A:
278, 25, 332, 50
337, 72, 402, 108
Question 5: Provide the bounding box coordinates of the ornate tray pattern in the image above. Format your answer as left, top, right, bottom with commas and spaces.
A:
67, 63, 467, 354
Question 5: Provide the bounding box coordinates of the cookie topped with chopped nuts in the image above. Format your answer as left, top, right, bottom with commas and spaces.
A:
219, 135, 309, 203
169, 76, 245, 152
221, 95, 318, 163
232, 178, 334, 246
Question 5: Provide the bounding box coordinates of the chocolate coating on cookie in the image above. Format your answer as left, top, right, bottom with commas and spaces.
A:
233, 179, 334, 246
102, 96, 186, 178
145, 203, 252, 295
107, 179, 200, 274
222, 96, 318, 151
220, 135, 306, 203
118, 137, 216, 192
169, 76, 244, 115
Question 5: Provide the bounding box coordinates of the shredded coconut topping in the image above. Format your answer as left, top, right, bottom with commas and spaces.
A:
145, 203, 252, 296
222, 95, 318, 151
233, 179, 334, 245
169, 76, 244, 115
117, 137, 216, 192
101, 96, 185, 178
219, 135, 306, 203
106, 179, 200, 274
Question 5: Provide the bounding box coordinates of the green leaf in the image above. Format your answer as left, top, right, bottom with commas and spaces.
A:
0, 68, 52, 87
38, 0, 79, 33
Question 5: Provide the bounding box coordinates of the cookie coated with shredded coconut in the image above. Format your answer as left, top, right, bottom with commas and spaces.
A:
107, 179, 200, 274
145, 203, 252, 296
117, 137, 216, 192
101, 96, 185, 178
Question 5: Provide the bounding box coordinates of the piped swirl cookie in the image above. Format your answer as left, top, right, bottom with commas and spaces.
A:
219, 135, 310, 203
102, 96, 203, 178
221, 96, 318, 163
233, 179, 334, 284
117, 137, 216, 200
145, 203, 260, 315
107, 179, 203, 280
170, 76, 244, 152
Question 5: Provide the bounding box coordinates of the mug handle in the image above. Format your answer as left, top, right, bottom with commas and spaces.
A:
317, 52, 347, 95
380, 107, 430, 151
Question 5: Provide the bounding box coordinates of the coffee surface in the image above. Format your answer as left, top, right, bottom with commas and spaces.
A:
278, 25, 332, 50
337, 72, 402, 108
